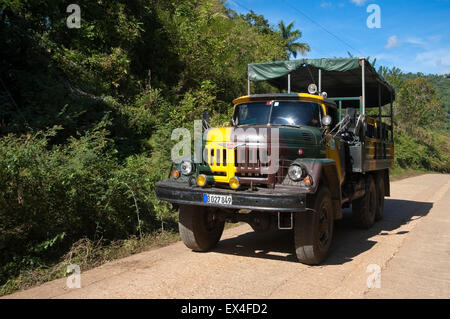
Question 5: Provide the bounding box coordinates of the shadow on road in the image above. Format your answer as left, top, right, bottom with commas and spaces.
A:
212, 199, 433, 264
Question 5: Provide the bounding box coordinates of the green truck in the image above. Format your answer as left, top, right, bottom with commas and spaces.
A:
156, 58, 395, 264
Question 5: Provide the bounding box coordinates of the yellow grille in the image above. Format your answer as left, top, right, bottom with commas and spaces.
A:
207, 148, 228, 167
205, 145, 235, 183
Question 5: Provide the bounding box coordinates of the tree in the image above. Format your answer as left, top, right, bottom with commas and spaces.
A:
378, 66, 403, 89
396, 78, 445, 130
278, 20, 310, 59
240, 10, 273, 34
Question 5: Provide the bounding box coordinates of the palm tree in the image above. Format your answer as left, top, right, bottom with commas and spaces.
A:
278, 20, 310, 59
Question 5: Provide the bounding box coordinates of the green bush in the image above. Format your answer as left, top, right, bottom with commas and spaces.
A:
1, 0, 448, 293
0, 126, 175, 285
395, 128, 450, 173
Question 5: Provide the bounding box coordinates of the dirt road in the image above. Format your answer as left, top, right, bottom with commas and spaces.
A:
5, 174, 450, 299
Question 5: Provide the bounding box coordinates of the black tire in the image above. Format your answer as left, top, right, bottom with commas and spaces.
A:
294, 187, 334, 265
375, 173, 385, 221
178, 205, 224, 252
352, 175, 377, 229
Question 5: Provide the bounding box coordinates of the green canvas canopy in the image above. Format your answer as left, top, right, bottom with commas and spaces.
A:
248, 58, 395, 108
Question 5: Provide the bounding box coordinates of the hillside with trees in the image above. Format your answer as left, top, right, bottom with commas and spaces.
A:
401, 73, 450, 130
377, 66, 450, 172
0, 0, 449, 294
0, 0, 290, 293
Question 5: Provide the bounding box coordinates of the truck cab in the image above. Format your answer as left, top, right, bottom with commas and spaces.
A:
156, 58, 395, 264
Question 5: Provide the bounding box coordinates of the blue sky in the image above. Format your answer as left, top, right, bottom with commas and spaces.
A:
225, 0, 450, 75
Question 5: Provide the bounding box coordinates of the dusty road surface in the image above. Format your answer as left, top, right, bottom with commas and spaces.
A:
4, 174, 450, 299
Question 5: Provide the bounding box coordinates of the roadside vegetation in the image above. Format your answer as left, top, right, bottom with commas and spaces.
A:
379, 70, 450, 173
0, 0, 449, 295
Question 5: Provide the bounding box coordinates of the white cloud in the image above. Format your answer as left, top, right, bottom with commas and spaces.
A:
405, 37, 427, 47
321, 2, 332, 8
426, 35, 442, 44
374, 45, 450, 75
385, 35, 400, 49
415, 49, 450, 67
350, 0, 367, 6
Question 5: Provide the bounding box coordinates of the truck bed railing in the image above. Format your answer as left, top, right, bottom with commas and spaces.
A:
330, 96, 394, 143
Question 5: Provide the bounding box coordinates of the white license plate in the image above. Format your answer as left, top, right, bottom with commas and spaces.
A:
202, 193, 232, 206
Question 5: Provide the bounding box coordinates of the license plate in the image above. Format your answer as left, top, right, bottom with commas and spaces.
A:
202, 193, 232, 206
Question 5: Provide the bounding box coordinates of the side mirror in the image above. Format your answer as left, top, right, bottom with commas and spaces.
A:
353, 114, 365, 136
202, 110, 210, 130
322, 115, 332, 128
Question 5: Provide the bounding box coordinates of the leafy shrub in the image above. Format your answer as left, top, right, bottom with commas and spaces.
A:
0, 125, 176, 285
395, 128, 450, 173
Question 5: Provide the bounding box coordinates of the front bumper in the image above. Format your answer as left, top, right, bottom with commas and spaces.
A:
155, 180, 306, 212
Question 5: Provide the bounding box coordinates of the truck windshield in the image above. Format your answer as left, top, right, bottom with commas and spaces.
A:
234, 101, 321, 127
233, 102, 271, 125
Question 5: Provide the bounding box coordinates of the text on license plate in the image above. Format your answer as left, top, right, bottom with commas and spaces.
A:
202, 193, 232, 205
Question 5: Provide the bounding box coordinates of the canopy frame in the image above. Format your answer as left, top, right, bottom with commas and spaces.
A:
247, 57, 395, 112
246, 57, 395, 142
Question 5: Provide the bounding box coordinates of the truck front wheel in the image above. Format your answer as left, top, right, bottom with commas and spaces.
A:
178, 205, 225, 252
294, 187, 334, 265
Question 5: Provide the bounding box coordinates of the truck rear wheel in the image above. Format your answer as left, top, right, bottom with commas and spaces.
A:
352, 175, 377, 229
294, 187, 334, 265
178, 205, 225, 252
375, 174, 385, 221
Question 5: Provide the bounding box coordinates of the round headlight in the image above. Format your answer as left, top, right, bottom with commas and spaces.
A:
288, 164, 304, 181
180, 161, 193, 175
229, 176, 240, 190
322, 115, 332, 127
197, 174, 207, 187
308, 83, 318, 94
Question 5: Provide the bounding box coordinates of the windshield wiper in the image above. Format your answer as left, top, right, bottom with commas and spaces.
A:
236, 123, 268, 127
270, 124, 302, 128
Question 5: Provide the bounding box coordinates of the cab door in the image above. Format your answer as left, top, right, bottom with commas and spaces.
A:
324, 105, 345, 185
325, 136, 345, 185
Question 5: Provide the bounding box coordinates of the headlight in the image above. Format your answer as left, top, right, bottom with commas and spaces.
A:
322, 115, 332, 127
180, 161, 193, 175
308, 83, 318, 94
288, 164, 304, 181
197, 174, 207, 187
229, 176, 240, 190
